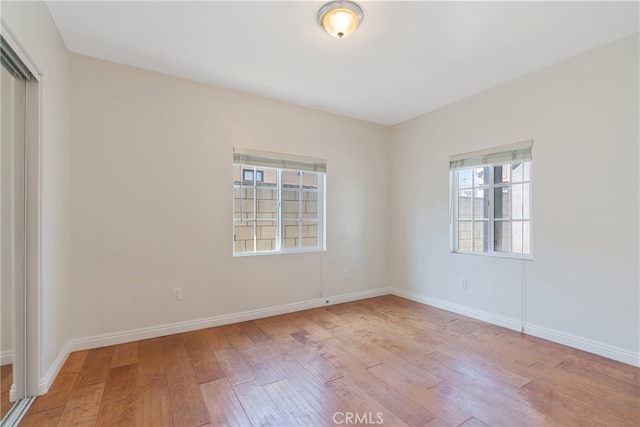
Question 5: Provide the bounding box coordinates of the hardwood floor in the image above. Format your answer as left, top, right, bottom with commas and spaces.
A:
21, 296, 640, 426
1, 364, 13, 420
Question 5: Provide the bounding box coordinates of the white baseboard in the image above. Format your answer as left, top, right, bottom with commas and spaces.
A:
389, 287, 640, 367
1, 349, 12, 366
522, 323, 640, 367
390, 288, 523, 332
38, 341, 72, 395
38, 286, 638, 395
38, 287, 389, 395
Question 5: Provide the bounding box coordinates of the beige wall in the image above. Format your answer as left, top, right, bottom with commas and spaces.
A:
390, 34, 639, 360
69, 54, 390, 339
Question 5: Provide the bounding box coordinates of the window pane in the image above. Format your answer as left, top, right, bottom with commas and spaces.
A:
233, 164, 247, 221
234, 221, 255, 253
282, 170, 301, 220
512, 221, 529, 254
283, 222, 300, 248
303, 193, 318, 219
301, 223, 318, 248
234, 187, 255, 220
234, 240, 246, 254
473, 221, 488, 252
302, 190, 318, 220
256, 221, 276, 252
302, 172, 318, 189
494, 164, 510, 184
494, 186, 510, 219
262, 169, 278, 185
473, 188, 488, 219
523, 161, 531, 182
233, 187, 243, 220
243, 169, 255, 182
511, 184, 530, 220
473, 167, 489, 187
257, 184, 276, 220
282, 197, 300, 220
511, 162, 525, 182
257, 186, 275, 200
302, 172, 320, 222
458, 169, 473, 189
458, 190, 472, 219
458, 221, 472, 251
282, 170, 301, 187
494, 221, 511, 252
523, 183, 530, 219
255, 168, 278, 220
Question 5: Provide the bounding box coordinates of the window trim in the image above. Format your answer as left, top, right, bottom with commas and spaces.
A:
233, 148, 326, 256
449, 141, 533, 260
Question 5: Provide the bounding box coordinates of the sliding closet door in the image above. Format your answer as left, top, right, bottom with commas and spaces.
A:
1, 44, 27, 419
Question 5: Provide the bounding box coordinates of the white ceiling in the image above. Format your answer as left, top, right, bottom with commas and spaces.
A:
47, 1, 639, 126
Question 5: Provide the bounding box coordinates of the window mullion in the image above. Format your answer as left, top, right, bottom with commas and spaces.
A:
509, 181, 513, 253
319, 175, 324, 250
452, 171, 458, 252
252, 169, 257, 253
276, 169, 282, 252
298, 172, 303, 248
469, 176, 476, 252
489, 166, 495, 254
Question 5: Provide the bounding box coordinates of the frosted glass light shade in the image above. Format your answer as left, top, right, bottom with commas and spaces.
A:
318, 1, 363, 39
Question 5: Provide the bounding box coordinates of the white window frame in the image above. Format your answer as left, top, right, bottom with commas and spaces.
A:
450, 140, 533, 260
233, 148, 326, 256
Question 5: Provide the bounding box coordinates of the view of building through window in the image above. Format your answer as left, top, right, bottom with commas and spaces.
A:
233, 164, 323, 255
451, 141, 532, 258
456, 162, 531, 255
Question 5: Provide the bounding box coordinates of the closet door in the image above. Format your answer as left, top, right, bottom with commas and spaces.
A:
1, 42, 27, 421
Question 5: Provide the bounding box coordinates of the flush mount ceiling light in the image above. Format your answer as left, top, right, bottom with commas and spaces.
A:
317, 1, 363, 39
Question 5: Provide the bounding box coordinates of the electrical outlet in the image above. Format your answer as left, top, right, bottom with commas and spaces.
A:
172, 288, 182, 301
459, 278, 467, 289
343, 270, 349, 280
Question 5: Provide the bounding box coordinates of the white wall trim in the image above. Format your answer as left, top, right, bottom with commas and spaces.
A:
38, 288, 389, 394
389, 287, 640, 368
522, 322, 640, 368
37, 341, 71, 395
390, 288, 522, 332
1, 349, 13, 366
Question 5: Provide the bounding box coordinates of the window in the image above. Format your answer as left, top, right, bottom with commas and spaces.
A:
450, 141, 532, 258
233, 148, 326, 255
243, 169, 263, 183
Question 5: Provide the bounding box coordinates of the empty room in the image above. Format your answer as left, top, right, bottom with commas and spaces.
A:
1, 1, 638, 426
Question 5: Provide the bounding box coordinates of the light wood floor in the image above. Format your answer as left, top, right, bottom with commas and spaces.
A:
1, 364, 13, 420
20, 295, 640, 426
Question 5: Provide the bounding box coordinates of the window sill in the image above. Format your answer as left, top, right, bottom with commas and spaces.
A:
451, 250, 533, 261
233, 248, 325, 257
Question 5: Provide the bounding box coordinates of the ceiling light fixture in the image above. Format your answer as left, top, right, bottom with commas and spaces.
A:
317, 1, 363, 39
